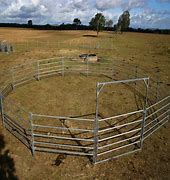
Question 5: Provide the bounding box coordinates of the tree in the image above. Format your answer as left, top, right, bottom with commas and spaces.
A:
73, 18, 81, 26
106, 19, 113, 27
116, 11, 130, 32
28, 20, 32, 26
73, 18, 81, 30
89, 13, 106, 36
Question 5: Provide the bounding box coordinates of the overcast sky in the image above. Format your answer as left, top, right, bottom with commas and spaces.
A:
0, 0, 170, 29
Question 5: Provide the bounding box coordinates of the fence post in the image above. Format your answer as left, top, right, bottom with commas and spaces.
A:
140, 78, 149, 148
93, 83, 99, 164
0, 95, 5, 127
37, 61, 40, 81
62, 58, 65, 76
29, 113, 35, 156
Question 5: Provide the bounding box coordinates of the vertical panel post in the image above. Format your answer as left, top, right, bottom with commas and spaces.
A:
0, 95, 5, 127
140, 78, 149, 148
29, 113, 35, 156
93, 83, 100, 164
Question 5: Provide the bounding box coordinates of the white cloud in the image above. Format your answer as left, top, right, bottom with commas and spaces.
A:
0, 0, 169, 28
0, 0, 47, 23
131, 8, 170, 28
95, 0, 148, 11
95, 0, 122, 10
31, 0, 40, 6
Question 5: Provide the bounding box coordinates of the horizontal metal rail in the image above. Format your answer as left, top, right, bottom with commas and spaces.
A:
144, 115, 169, 135
97, 140, 140, 156
98, 77, 149, 86
39, 65, 62, 71
98, 119, 142, 133
34, 141, 93, 150
98, 135, 140, 150
14, 75, 35, 85
5, 123, 30, 148
86, 70, 112, 73
13, 71, 35, 80
98, 128, 141, 143
39, 61, 61, 66
99, 110, 143, 122
1, 83, 13, 96
39, 71, 61, 78
144, 119, 169, 140
4, 113, 27, 131
38, 69, 63, 75
4, 119, 30, 140
146, 96, 170, 110
146, 103, 170, 119
95, 149, 141, 164
35, 147, 93, 156
33, 133, 94, 142
13, 74, 35, 81
65, 69, 86, 72
32, 124, 94, 132
32, 114, 94, 121
14, 78, 34, 87
64, 63, 86, 66
38, 57, 61, 63
145, 110, 170, 129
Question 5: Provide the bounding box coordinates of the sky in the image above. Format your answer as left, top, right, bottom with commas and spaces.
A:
0, 0, 170, 29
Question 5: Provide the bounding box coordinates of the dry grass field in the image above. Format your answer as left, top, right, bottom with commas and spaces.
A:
0, 28, 170, 180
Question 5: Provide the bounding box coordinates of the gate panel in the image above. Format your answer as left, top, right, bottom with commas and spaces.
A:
31, 114, 94, 157
144, 96, 170, 139
94, 77, 149, 164
96, 110, 143, 164
38, 58, 63, 78
2, 98, 31, 148
12, 62, 37, 87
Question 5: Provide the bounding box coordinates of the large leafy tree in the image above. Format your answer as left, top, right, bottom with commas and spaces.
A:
73, 18, 81, 30
28, 20, 32, 26
106, 19, 113, 27
89, 13, 106, 36
73, 18, 81, 26
116, 11, 130, 32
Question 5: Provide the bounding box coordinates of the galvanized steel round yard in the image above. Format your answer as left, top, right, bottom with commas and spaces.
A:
0, 57, 169, 164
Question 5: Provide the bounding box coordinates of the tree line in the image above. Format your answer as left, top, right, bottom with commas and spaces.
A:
0, 11, 170, 35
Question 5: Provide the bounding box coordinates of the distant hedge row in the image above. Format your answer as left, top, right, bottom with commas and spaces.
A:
0, 23, 170, 35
